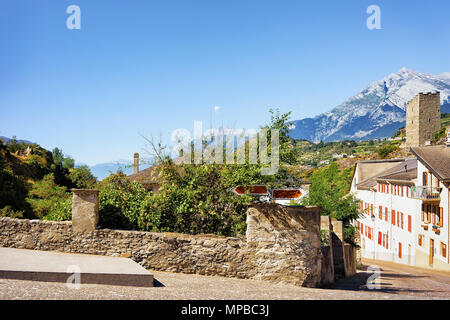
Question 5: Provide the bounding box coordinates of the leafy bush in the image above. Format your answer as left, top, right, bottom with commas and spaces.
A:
43, 197, 72, 221
302, 163, 361, 246
98, 172, 148, 230
0, 206, 24, 219
320, 230, 330, 246
377, 143, 398, 158
0, 168, 29, 213
69, 165, 97, 189
433, 127, 447, 143
137, 163, 251, 236
26, 173, 70, 219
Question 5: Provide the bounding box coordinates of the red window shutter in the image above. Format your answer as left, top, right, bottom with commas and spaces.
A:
401, 212, 404, 229
399, 242, 402, 258
392, 210, 396, 225
379, 206, 382, 219
439, 207, 444, 227
401, 186, 404, 197
408, 215, 412, 232
386, 235, 388, 249
385, 208, 388, 221
378, 232, 382, 245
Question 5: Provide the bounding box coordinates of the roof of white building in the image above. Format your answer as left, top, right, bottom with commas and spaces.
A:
356, 158, 417, 190
376, 159, 417, 182
411, 145, 450, 182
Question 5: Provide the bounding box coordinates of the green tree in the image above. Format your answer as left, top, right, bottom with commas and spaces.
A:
378, 143, 398, 159
69, 165, 97, 189
26, 173, 70, 219
137, 109, 302, 236
52, 148, 64, 166
97, 172, 148, 230
138, 162, 253, 235
302, 163, 361, 245
63, 156, 75, 169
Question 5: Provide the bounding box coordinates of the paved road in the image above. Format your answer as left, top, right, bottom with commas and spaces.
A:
329, 258, 450, 299
1, 264, 448, 300
1, 252, 449, 300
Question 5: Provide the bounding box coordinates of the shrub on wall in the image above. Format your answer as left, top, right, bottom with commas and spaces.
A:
0, 205, 24, 219
302, 163, 362, 246
43, 197, 72, 221
138, 163, 253, 236
25, 173, 71, 219
98, 172, 148, 230
69, 165, 97, 189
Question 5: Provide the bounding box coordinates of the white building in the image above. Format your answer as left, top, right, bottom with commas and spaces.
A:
350, 145, 450, 271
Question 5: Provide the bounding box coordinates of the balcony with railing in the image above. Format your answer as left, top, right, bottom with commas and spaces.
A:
410, 186, 441, 201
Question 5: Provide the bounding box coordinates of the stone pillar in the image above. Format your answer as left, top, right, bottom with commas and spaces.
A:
319, 215, 334, 286
245, 204, 322, 287
331, 218, 346, 278
72, 189, 99, 232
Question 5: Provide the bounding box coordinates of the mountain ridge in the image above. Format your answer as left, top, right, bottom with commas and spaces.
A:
289, 68, 450, 142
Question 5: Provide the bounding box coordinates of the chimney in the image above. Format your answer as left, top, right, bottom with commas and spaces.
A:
133, 153, 139, 174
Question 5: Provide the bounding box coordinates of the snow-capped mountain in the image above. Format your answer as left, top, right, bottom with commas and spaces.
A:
289, 68, 450, 142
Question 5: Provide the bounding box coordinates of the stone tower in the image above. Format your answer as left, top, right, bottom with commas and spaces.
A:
133, 152, 139, 174
405, 92, 441, 147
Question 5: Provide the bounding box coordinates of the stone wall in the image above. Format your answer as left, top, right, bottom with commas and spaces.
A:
320, 217, 357, 281
320, 246, 334, 286
0, 203, 323, 287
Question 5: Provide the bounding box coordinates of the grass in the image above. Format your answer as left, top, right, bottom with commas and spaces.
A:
441, 113, 450, 128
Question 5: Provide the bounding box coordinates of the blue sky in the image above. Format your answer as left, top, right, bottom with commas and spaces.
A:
1, 0, 450, 165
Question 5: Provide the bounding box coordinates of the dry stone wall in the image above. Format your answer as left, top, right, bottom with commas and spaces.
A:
0, 204, 323, 287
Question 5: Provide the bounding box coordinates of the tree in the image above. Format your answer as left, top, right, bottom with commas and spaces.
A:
97, 172, 148, 230
63, 156, 75, 169
26, 173, 70, 219
69, 165, 96, 188
137, 109, 303, 236
378, 143, 398, 159
261, 108, 300, 166
302, 163, 361, 245
52, 148, 64, 166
